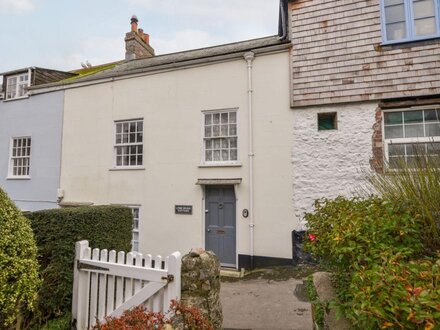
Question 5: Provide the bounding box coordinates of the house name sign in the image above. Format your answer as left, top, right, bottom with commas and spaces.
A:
175, 205, 193, 215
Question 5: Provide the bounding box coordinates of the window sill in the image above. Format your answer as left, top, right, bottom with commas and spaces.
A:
3, 95, 30, 102
109, 167, 146, 171
380, 36, 440, 49
6, 176, 31, 180
199, 162, 242, 168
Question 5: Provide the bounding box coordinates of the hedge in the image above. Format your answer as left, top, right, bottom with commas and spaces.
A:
25, 205, 133, 323
0, 187, 40, 328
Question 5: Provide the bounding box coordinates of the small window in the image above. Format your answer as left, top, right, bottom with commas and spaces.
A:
114, 119, 143, 167
6, 73, 29, 100
9, 137, 31, 177
203, 110, 238, 163
384, 108, 440, 167
381, 0, 440, 43
318, 112, 337, 131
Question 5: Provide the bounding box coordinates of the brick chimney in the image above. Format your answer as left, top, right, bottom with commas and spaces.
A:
125, 15, 155, 60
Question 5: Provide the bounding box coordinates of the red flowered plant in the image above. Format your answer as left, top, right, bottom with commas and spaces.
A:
93, 300, 213, 330
308, 233, 316, 242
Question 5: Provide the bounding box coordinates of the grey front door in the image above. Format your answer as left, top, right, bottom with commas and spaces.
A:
205, 185, 236, 267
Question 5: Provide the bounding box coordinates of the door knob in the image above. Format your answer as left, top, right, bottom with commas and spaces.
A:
207, 229, 211, 232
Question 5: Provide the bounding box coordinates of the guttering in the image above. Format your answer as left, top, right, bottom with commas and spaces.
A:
244, 51, 255, 269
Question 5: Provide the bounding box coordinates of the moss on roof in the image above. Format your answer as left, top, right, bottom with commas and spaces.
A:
64, 61, 124, 82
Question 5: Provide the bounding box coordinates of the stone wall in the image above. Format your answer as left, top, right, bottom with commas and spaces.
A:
292, 102, 377, 227
180, 249, 223, 329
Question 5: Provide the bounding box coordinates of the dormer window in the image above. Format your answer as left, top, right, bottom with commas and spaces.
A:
6, 73, 29, 100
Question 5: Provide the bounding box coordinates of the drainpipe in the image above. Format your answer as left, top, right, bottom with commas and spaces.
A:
244, 51, 255, 269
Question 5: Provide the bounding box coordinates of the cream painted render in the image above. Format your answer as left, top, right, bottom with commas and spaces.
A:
291, 102, 378, 226
60, 51, 294, 262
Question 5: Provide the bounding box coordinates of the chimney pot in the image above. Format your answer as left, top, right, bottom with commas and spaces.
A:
144, 33, 150, 44
131, 15, 138, 32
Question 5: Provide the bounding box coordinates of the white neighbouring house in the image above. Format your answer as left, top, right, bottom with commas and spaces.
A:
33, 17, 295, 269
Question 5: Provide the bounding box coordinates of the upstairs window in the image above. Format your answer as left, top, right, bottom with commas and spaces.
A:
9, 137, 31, 177
382, 0, 440, 43
114, 119, 143, 167
203, 110, 238, 164
6, 73, 29, 100
384, 108, 440, 167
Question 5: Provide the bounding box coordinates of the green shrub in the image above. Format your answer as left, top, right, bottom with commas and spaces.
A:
304, 197, 423, 273
0, 187, 40, 327
25, 205, 132, 324
367, 153, 440, 253
304, 196, 440, 328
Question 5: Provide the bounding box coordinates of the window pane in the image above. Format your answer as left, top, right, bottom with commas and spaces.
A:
213, 150, 220, 161
424, 110, 440, 122
137, 121, 143, 132
205, 114, 212, 125
386, 22, 407, 40
213, 139, 221, 149
130, 133, 136, 143
130, 122, 136, 133
426, 123, 440, 137
405, 124, 424, 137
205, 140, 212, 149
230, 124, 237, 135
205, 126, 212, 137
413, 0, 435, 18
137, 155, 143, 165
385, 0, 404, 5
213, 114, 220, 124
205, 150, 213, 161
406, 143, 426, 155
230, 149, 238, 161
427, 142, 440, 154
385, 125, 404, 138
221, 138, 228, 148
221, 113, 228, 124
222, 150, 229, 161
137, 132, 143, 142
385, 4, 406, 23
389, 144, 405, 156
414, 17, 437, 36
221, 124, 228, 136
230, 138, 237, 148
213, 125, 220, 137
229, 112, 237, 123
404, 110, 423, 123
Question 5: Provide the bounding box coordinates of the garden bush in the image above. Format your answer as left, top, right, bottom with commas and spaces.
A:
304, 196, 440, 329
25, 205, 133, 324
0, 187, 40, 328
93, 300, 213, 330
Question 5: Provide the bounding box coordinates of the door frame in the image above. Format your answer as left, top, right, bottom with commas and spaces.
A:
202, 184, 238, 269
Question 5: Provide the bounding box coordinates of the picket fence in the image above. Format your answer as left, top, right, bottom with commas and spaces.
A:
72, 240, 181, 330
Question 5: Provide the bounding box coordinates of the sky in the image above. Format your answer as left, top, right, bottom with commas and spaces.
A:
0, 0, 280, 73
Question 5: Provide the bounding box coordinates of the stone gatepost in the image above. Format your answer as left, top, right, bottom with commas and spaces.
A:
180, 249, 223, 329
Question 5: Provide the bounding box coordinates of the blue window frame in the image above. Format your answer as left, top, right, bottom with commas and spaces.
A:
381, 0, 440, 43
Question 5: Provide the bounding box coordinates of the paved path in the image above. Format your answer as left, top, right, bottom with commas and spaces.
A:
220, 278, 313, 330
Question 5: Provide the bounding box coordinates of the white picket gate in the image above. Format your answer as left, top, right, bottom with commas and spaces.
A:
71, 240, 181, 330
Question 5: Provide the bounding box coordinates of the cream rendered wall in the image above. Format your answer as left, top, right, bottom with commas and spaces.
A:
291, 102, 378, 228
61, 51, 294, 261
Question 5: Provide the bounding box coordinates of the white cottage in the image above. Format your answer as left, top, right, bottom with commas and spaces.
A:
34, 17, 296, 269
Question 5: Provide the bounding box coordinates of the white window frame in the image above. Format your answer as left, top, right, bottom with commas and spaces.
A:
113, 119, 144, 169
128, 206, 141, 252
383, 106, 440, 167
8, 136, 32, 179
201, 108, 239, 165
5, 72, 30, 100
380, 0, 440, 44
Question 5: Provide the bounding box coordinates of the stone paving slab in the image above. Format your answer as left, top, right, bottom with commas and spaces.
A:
220, 278, 313, 330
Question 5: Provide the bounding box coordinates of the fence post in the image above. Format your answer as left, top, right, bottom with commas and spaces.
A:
168, 252, 182, 303
72, 240, 90, 330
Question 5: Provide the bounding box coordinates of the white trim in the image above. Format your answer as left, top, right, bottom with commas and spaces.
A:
113, 119, 144, 168
201, 108, 239, 165
5, 72, 29, 100
8, 136, 32, 178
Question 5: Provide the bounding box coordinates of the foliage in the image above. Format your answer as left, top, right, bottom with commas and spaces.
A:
93, 300, 213, 330
304, 197, 423, 273
304, 196, 440, 329
368, 153, 440, 253
35, 313, 71, 330
349, 256, 440, 329
306, 275, 324, 329
0, 187, 40, 328
25, 205, 133, 324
